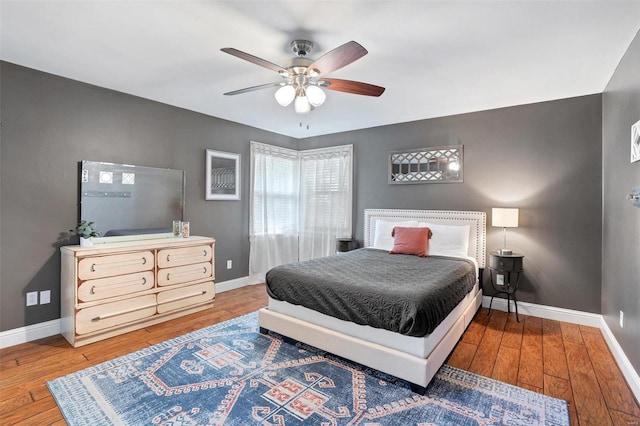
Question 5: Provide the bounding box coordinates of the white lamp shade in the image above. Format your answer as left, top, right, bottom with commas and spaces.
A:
492, 208, 519, 227
306, 85, 326, 107
294, 95, 311, 114
274, 85, 296, 107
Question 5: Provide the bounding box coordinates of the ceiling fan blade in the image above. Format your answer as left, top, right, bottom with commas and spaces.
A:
221, 48, 289, 74
320, 78, 385, 97
223, 82, 282, 96
306, 41, 368, 76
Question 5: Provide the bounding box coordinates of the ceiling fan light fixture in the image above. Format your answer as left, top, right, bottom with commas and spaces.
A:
294, 95, 311, 114
306, 85, 326, 107
274, 85, 296, 107
222, 40, 385, 116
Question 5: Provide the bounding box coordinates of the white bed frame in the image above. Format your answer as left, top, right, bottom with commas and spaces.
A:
259, 209, 487, 392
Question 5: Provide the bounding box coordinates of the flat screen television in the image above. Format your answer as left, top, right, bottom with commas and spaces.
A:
79, 161, 185, 238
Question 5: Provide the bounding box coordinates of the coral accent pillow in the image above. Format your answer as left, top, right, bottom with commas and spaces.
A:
390, 227, 432, 257
373, 219, 419, 250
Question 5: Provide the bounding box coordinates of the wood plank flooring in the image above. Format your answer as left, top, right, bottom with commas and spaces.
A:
448, 308, 640, 425
1, 284, 638, 425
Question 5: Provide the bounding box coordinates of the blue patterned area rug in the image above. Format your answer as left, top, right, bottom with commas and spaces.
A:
48, 312, 569, 425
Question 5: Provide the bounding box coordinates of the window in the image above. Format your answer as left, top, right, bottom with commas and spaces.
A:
249, 142, 353, 279
251, 147, 299, 237
299, 145, 353, 261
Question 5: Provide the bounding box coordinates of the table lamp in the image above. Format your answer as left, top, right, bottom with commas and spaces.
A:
492, 208, 519, 255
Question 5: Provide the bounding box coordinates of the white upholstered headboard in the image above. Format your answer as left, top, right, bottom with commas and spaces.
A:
363, 209, 487, 268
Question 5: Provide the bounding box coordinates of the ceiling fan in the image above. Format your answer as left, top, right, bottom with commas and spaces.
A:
221, 40, 385, 115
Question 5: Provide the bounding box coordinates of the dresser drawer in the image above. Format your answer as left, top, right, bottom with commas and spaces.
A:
157, 281, 214, 314
76, 294, 157, 335
157, 245, 212, 268
77, 271, 155, 302
490, 255, 523, 271
78, 251, 154, 280
157, 262, 212, 286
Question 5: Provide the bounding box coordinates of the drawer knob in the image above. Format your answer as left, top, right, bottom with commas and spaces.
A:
89, 277, 148, 295
166, 250, 208, 262
89, 257, 147, 272
162, 290, 207, 304
91, 302, 156, 321
166, 267, 209, 282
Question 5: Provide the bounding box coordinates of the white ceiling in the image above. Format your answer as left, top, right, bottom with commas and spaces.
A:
1, 1, 639, 138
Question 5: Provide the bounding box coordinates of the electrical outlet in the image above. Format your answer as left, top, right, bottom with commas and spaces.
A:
26, 291, 38, 307
620, 310, 624, 328
496, 274, 505, 285
226, 260, 232, 270
40, 290, 51, 305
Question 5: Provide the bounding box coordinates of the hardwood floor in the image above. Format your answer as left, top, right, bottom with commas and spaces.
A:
448, 307, 640, 425
1, 284, 638, 425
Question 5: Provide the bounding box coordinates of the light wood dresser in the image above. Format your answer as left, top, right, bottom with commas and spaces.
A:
61, 236, 215, 347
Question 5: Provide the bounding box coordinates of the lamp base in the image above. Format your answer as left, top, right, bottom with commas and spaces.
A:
498, 249, 513, 255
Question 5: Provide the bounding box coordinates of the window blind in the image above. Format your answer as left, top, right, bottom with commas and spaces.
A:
249, 142, 353, 278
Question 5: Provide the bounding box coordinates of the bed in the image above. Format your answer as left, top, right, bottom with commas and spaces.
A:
258, 209, 486, 393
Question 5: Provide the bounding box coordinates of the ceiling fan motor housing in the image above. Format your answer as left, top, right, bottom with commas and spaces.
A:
291, 40, 313, 57
282, 57, 313, 75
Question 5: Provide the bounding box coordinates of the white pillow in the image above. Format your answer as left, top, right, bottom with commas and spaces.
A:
372, 219, 418, 251
418, 222, 470, 258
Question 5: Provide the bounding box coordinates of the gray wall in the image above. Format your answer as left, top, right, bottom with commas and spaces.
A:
602, 30, 640, 373
0, 60, 607, 335
0, 61, 297, 331
300, 95, 603, 313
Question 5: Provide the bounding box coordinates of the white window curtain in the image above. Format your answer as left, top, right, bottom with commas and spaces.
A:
249, 142, 353, 280
298, 145, 353, 261
249, 142, 300, 282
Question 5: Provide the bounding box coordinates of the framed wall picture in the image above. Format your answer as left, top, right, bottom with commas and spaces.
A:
631, 119, 640, 163
205, 149, 241, 200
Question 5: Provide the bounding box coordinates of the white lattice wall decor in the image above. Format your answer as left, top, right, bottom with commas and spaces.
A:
389, 145, 463, 184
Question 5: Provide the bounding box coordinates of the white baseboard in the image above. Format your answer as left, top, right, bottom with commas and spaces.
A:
0, 319, 61, 349
0, 276, 258, 349
482, 295, 602, 327
215, 276, 252, 293
600, 317, 640, 403
483, 295, 639, 402
215, 275, 262, 292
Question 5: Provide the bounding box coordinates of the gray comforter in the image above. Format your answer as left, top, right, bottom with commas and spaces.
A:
265, 248, 476, 337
